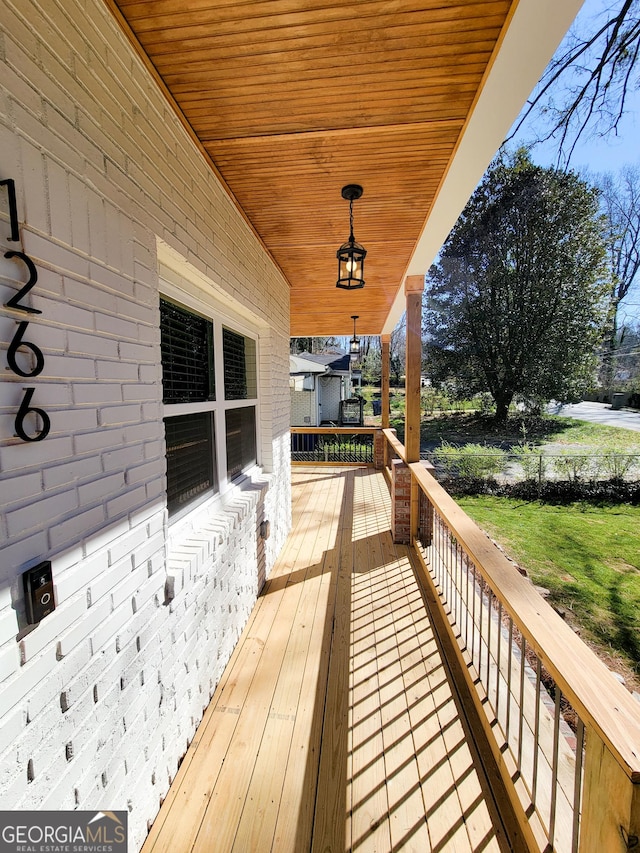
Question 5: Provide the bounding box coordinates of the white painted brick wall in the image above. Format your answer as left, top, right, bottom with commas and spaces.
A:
0, 0, 292, 848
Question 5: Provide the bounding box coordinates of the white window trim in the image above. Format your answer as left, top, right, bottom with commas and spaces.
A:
160, 280, 262, 518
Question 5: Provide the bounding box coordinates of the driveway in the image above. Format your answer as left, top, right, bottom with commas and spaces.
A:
548, 401, 640, 432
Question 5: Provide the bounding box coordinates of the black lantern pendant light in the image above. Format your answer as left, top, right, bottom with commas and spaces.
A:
336, 184, 366, 289
349, 315, 360, 361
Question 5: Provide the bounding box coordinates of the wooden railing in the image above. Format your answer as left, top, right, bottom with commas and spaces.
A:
381, 428, 640, 853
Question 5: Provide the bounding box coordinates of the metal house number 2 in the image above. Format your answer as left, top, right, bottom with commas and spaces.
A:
2, 178, 50, 442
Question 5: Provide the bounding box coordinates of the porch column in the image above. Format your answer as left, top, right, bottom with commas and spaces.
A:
381, 334, 390, 430
404, 274, 424, 463
380, 333, 391, 470
391, 275, 425, 543
406, 274, 425, 543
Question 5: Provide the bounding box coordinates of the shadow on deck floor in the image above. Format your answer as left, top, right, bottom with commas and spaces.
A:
141, 467, 516, 853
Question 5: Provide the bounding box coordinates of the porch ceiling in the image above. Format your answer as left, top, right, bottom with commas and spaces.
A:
107, 0, 582, 338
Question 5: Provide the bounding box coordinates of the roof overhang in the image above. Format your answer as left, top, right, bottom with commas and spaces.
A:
289, 355, 328, 374
107, 0, 584, 338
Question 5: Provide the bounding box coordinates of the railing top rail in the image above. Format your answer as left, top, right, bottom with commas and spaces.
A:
290, 426, 379, 435
382, 427, 406, 462
408, 459, 640, 781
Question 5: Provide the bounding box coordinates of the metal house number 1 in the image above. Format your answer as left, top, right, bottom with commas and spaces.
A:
2, 178, 50, 442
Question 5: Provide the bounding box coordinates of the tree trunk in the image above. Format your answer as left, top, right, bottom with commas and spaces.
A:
494, 395, 511, 421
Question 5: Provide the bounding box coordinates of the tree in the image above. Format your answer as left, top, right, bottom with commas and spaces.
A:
390, 316, 406, 386
290, 337, 339, 354
511, 1, 640, 161
423, 151, 610, 420
594, 166, 640, 387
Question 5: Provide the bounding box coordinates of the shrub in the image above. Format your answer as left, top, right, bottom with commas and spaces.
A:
599, 448, 639, 481
511, 442, 548, 482
551, 451, 593, 482
442, 476, 640, 504
433, 441, 508, 479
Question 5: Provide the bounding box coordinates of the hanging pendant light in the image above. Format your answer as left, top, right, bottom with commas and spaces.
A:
349, 315, 360, 361
336, 184, 366, 289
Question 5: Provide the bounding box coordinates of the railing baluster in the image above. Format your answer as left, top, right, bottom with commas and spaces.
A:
453, 538, 458, 624
532, 657, 542, 806
506, 617, 513, 744
486, 585, 492, 702
572, 721, 585, 853
471, 560, 477, 672
465, 551, 470, 652
548, 686, 562, 847
518, 637, 526, 774
496, 601, 503, 723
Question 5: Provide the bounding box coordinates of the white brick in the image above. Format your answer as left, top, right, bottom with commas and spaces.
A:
42, 456, 103, 490
0, 705, 26, 757
96, 360, 140, 381
94, 313, 138, 340
67, 330, 119, 357
49, 506, 106, 550
43, 353, 97, 380
77, 472, 126, 504
88, 556, 132, 607
19, 593, 88, 662
56, 598, 110, 659
49, 407, 98, 433
0, 436, 74, 474
72, 383, 123, 405
69, 173, 91, 253
18, 138, 49, 234
73, 426, 123, 455
0, 533, 50, 584
106, 486, 146, 519
0, 472, 42, 505
98, 403, 141, 427
0, 608, 18, 646
54, 549, 108, 603
63, 276, 117, 312
110, 565, 152, 611
0, 642, 20, 682
0, 645, 58, 717
22, 233, 90, 282
89, 603, 132, 656
6, 489, 78, 538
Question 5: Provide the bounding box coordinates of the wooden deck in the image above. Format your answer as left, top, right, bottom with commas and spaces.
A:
141, 467, 513, 853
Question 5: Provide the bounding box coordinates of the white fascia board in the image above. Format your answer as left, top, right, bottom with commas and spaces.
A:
381, 0, 586, 335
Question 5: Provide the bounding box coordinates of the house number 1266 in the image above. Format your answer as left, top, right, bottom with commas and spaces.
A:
2, 178, 50, 442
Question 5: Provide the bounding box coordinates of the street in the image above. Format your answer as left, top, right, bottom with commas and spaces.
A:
549, 401, 640, 432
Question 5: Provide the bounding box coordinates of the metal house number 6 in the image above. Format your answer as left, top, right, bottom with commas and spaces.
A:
2, 178, 50, 442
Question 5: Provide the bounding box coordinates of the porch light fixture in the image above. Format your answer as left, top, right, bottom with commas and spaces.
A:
349, 315, 360, 361
336, 184, 366, 289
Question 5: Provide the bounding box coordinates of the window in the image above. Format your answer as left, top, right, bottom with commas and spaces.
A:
160, 297, 258, 517
223, 327, 256, 400
160, 300, 214, 403
165, 412, 216, 515
225, 406, 256, 480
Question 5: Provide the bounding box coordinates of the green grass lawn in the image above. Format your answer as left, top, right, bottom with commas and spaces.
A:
457, 496, 640, 674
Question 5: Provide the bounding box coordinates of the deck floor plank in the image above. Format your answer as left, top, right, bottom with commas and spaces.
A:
141, 467, 510, 853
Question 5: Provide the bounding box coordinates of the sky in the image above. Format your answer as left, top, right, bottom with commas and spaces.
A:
509, 0, 640, 321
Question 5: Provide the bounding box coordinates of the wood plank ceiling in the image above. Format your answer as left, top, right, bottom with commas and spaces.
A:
109, 0, 515, 337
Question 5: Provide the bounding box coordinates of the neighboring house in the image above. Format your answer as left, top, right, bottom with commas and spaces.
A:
0, 0, 581, 849
290, 352, 354, 425
289, 354, 327, 426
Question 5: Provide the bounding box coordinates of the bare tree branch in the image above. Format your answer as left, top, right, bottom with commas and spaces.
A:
507, 0, 640, 163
